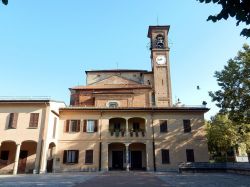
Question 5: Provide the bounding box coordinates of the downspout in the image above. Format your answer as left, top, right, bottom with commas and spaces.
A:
99, 111, 103, 171
151, 112, 156, 172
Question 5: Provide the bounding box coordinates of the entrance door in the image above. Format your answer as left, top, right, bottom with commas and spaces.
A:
46, 159, 53, 173
18, 150, 28, 173
112, 151, 123, 170
131, 151, 142, 170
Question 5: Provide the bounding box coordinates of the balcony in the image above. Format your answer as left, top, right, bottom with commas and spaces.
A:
108, 117, 146, 138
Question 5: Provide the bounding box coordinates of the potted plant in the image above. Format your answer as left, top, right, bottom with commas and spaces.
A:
135, 130, 139, 137
141, 129, 145, 137
109, 128, 114, 136
121, 128, 125, 137
115, 129, 120, 137
130, 128, 133, 137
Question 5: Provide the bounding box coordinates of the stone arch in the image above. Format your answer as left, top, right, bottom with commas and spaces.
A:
109, 118, 126, 137
128, 117, 146, 137
108, 142, 126, 170
46, 142, 56, 173
129, 142, 146, 170
19, 140, 37, 174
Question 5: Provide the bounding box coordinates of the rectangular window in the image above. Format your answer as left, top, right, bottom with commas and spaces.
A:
186, 149, 195, 162
161, 149, 170, 164
83, 120, 98, 132
8, 113, 18, 129
85, 150, 93, 164
63, 150, 79, 164
160, 120, 168, 133
0, 151, 9, 162
87, 120, 95, 132
151, 93, 156, 106
69, 120, 80, 132
53, 117, 57, 138
71, 120, 78, 132
29, 113, 39, 128
183, 119, 191, 133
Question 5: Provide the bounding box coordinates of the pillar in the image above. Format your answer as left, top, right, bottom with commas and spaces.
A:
39, 143, 48, 174
125, 143, 129, 171
52, 146, 58, 173
33, 141, 42, 174
126, 119, 129, 137
101, 142, 109, 171
146, 141, 154, 171
13, 143, 21, 175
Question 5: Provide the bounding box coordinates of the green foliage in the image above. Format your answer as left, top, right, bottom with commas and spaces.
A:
197, 0, 250, 37
206, 114, 250, 157
2, 0, 8, 5
206, 114, 238, 154
209, 44, 250, 124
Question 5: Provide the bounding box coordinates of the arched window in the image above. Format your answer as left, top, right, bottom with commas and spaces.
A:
155, 34, 165, 49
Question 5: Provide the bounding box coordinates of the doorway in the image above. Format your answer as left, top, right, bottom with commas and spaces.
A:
18, 150, 28, 173
112, 151, 124, 170
131, 151, 142, 170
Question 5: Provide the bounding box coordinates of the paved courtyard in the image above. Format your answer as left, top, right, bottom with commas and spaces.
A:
0, 172, 250, 187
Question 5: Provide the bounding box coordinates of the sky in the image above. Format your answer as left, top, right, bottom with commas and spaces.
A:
0, 0, 248, 119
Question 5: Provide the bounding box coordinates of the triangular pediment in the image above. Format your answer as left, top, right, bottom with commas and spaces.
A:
91, 75, 142, 86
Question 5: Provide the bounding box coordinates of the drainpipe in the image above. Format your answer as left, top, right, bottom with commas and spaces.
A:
99, 111, 103, 171
151, 112, 156, 172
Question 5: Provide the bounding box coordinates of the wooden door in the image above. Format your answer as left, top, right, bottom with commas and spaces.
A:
112, 151, 123, 170
131, 151, 142, 170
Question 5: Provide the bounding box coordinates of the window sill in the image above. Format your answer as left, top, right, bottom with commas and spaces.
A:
63, 162, 78, 165
27, 127, 38, 129
85, 163, 93, 165
65, 132, 80, 134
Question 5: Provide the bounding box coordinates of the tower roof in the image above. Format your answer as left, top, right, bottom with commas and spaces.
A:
147, 25, 170, 38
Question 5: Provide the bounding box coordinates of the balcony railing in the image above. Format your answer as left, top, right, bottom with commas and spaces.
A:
109, 129, 126, 137
109, 129, 145, 137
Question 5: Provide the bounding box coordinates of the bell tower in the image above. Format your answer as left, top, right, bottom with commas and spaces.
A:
148, 26, 172, 107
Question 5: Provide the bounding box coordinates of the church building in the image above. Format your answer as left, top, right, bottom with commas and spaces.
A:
56, 25, 209, 172
0, 25, 209, 174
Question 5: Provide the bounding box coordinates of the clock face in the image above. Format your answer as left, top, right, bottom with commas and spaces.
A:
156, 55, 166, 65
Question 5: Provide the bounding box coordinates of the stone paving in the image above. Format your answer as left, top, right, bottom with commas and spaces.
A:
155, 172, 250, 187
74, 172, 167, 187
0, 171, 250, 187
0, 172, 96, 187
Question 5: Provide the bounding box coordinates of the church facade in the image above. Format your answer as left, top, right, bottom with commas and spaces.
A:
0, 25, 209, 174
55, 25, 209, 172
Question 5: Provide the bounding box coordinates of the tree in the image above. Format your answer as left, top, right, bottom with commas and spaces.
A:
206, 114, 250, 159
197, 0, 250, 38
206, 114, 238, 156
209, 44, 250, 125
2, 0, 8, 5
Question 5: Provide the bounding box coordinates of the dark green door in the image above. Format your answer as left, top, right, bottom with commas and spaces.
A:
112, 151, 123, 170
131, 151, 142, 170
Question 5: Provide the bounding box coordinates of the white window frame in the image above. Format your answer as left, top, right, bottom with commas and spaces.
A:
69, 120, 78, 132
67, 150, 76, 163
87, 120, 95, 133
